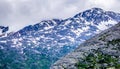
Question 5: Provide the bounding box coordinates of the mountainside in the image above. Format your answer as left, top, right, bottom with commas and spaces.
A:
0, 8, 120, 69
51, 22, 120, 69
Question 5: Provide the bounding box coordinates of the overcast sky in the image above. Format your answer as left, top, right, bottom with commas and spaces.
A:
0, 0, 120, 32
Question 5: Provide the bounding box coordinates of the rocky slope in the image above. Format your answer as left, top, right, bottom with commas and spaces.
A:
51, 22, 120, 69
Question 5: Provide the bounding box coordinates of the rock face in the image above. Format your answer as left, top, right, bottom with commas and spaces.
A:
51, 22, 120, 69
0, 26, 9, 37
0, 26, 9, 33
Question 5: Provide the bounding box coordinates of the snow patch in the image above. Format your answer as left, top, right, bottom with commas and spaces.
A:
85, 33, 92, 36
71, 28, 83, 36
0, 40, 7, 43
66, 36, 75, 42
82, 26, 89, 31
96, 20, 117, 30
12, 39, 18, 44
64, 20, 71, 25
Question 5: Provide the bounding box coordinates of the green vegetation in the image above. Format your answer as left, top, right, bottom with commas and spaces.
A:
0, 45, 72, 69
0, 49, 52, 69
75, 50, 120, 69
107, 39, 120, 50
107, 39, 120, 45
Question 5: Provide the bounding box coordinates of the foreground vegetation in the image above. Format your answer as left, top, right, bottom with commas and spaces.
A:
75, 49, 120, 69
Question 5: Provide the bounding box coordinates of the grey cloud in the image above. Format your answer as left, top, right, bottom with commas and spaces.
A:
0, 0, 119, 32
0, 0, 12, 23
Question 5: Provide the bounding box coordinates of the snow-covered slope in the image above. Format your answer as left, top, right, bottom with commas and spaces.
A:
0, 8, 120, 69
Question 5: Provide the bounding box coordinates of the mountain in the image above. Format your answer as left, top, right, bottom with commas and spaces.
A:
0, 26, 9, 37
51, 22, 120, 69
0, 8, 120, 69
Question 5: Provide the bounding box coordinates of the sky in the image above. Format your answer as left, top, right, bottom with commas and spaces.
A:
0, 0, 120, 32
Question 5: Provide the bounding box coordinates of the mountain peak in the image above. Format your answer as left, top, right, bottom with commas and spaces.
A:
91, 7, 103, 11
74, 8, 104, 18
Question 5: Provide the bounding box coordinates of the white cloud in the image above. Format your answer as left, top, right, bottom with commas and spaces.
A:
0, 0, 120, 32
86, 0, 117, 10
